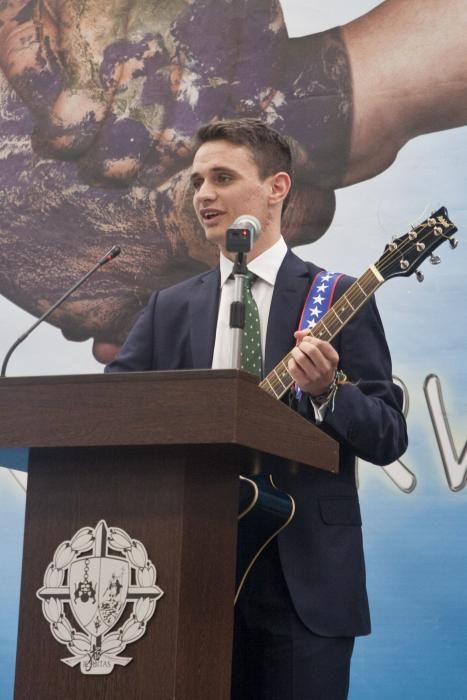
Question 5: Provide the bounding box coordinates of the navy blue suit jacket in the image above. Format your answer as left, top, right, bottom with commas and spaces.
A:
106, 249, 408, 637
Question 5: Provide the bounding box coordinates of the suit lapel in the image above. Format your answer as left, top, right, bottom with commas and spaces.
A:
189, 267, 221, 368
265, 251, 321, 375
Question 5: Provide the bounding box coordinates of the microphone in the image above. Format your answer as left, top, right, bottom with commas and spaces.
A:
1, 245, 121, 377
97, 245, 121, 265
226, 215, 261, 253
230, 215, 261, 238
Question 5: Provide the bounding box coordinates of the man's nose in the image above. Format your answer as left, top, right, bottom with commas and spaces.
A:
196, 180, 216, 201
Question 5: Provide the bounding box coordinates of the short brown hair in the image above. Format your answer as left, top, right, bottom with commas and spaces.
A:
192, 118, 293, 208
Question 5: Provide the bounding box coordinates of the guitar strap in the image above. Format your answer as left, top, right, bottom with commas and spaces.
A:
295, 269, 343, 399
298, 269, 343, 331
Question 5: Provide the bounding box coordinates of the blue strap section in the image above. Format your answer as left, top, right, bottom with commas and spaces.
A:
298, 270, 342, 332
295, 270, 342, 399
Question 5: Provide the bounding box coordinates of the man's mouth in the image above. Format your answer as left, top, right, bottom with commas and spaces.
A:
200, 208, 225, 225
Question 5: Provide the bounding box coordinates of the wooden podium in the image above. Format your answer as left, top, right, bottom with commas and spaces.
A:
0, 370, 338, 700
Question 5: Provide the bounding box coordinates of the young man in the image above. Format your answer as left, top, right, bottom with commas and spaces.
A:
106, 118, 408, 699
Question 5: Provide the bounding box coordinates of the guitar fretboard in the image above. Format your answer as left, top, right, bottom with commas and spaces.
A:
258, 265, 384, 400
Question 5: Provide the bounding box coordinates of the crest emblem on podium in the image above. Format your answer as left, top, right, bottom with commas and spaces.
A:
37, 520, 163, 675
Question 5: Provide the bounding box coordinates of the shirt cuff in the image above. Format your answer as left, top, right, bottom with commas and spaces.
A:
303, 370, 347, 424
309, 393, 333, 424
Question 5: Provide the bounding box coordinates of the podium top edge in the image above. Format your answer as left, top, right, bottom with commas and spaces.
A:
0, 368, 259, 386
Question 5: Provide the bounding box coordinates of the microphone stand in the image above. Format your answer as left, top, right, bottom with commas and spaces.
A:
229, 252, 248, 370
225, 215, 259, 370
1, 245, 121, 378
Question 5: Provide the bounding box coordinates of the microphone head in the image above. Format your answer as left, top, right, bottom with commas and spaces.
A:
231, 215, 261, 240
99, 245, 122, 266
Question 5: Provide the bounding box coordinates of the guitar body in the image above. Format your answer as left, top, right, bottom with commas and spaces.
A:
235, 474, 295, 604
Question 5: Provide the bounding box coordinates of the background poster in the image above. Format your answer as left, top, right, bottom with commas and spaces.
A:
1, 1, 466, 697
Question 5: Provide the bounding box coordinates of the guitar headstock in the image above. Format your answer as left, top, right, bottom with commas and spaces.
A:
376, 207, 458, 281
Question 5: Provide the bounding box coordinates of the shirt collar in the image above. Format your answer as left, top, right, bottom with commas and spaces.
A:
219, 237, 288, 287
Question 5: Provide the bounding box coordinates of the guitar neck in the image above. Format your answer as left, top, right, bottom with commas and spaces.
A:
259, 265, 384, 400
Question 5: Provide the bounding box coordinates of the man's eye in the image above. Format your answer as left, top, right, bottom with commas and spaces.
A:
217, 173, 232, 184
192, 179, 202, 190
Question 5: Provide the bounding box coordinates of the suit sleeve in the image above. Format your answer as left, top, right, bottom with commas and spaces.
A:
104, 291, 158, 372
298, 290, 408, 466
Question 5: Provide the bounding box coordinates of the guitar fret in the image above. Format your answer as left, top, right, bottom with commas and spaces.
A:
361, 269, 381, 292
312, 322, 331, 341
260, 375, 281, 398
347, 274, 378, 309
333, 300, 352, 321
324, 308, 342, 335
329, 307, 341, 323
350, 285, 369, 309
355, 281, 366, 296
341, 296, 355, 311
273, 363, 292, 390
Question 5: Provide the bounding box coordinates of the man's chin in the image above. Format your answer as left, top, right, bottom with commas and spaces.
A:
203, 222, 226, 244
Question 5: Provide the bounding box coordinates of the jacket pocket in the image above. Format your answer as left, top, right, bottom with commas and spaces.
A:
318, 497, 362, 526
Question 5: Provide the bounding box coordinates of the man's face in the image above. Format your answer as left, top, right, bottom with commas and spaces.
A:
191, 140, 276, 253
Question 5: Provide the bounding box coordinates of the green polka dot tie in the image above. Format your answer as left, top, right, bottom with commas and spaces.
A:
240, 272, 263, 378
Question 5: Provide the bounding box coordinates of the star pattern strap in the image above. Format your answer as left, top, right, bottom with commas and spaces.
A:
295, 269, 342, 400
240, 272, 263, 378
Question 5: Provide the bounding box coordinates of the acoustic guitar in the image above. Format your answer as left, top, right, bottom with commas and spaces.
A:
235, 206, 459, 603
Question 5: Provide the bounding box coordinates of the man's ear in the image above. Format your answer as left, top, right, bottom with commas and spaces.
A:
270, 171, 291, 205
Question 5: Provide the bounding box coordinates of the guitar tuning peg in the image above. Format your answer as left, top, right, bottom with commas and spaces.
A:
430, 254, 441, 265
449, 237, 459, 249
399, 258, 410, 270
415, 270, 424, 283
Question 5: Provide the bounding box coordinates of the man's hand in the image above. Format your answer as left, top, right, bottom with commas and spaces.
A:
288, 330, 339, 397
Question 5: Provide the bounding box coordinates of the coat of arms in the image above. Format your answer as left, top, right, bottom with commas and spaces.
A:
37, 520, 163, 674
